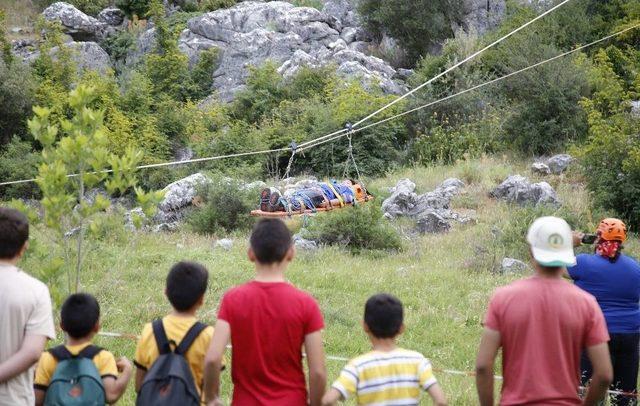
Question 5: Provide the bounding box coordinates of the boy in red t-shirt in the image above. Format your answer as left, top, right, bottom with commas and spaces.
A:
203, 219, 327, 406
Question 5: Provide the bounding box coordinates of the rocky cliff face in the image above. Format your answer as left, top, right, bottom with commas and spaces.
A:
178, 1, 405, 102
16, 0, 515, 103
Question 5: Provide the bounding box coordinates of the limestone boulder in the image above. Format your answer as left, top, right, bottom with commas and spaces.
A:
490, 175, 559, 206
43, 2, 113, 42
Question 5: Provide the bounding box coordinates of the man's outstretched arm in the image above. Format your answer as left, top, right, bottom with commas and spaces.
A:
475, 327, 501, 406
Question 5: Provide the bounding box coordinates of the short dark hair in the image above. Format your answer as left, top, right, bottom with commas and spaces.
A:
364, 293, 404, 339
250, 219, 292, 264
0, 208, 29, 259
166, 261, 209, 311
61, 293, 100, 339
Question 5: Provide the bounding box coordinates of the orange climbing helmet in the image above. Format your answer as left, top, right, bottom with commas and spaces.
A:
597, 218, 627, 243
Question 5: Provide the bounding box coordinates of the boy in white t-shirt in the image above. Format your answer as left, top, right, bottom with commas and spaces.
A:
0, 207, 56, 405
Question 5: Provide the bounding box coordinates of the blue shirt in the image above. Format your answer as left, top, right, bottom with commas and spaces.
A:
568, 253, 640, 333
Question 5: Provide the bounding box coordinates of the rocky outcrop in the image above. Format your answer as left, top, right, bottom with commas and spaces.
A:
531, 154, 574, 176
383, 178, 472, 234
19, 40, 112, 73
501, 257, 529, 274
43, 2, 114, 42
155, 173, 210, 223
382, 178, 465, 219
631, 100, 640, 118
98, 7, 126, 27
178, 1, 404, 101
490, 175, 559, 206
459, 0, 507, 35
531, 162, 551, 175
57, 41, 112, 73
546, 154, 573, 174
293, 234, 319, 251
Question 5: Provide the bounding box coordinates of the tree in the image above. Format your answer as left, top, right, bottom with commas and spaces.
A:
358, 0, 464, 64
28, 85, 163, 293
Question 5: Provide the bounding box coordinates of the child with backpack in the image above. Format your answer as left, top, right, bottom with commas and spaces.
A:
134, 261, 217, 406
34, 293, 132, 405
203, 218, 327, 406
322, 294, 448, 406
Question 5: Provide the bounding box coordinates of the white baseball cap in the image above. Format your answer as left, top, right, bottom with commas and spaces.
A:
526, 216, 576, 267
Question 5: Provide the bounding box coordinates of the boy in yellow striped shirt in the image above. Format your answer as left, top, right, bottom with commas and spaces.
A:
322, 294, 447, 406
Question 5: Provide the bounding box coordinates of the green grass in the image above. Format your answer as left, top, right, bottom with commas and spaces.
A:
0, 0, 39, 41
17, 156, 640, 404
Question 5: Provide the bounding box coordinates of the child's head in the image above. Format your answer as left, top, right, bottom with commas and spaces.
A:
166, 261, 209, 312
0, 208, 29, 261
61, 293, 100, 340
364, 293, 404, 339
248, 219, 294, 266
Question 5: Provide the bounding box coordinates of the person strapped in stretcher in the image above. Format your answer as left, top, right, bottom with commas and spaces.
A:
259, 180, 368, 214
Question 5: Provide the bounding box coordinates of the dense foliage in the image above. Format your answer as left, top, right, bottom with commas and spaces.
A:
306, 204, 403, 253
358, 0, 463, 64
187, 177, 258, 234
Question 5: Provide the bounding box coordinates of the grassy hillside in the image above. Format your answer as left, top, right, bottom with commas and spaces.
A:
17, 156, 640, 405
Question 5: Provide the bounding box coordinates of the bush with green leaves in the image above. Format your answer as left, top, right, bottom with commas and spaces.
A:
0, 11, 35, 144
306, 204, 402, 253
28, 85, 164, 293
408, 113, 499, 165
0, 138, 41, 200
358, 0, 463, 64
187, 177, 258, 234
575, 48, 640, 225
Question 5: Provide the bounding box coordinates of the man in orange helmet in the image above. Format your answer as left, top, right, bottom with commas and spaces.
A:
570, 218, 640, 405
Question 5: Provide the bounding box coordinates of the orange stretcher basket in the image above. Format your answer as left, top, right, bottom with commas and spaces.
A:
250, 195, 374, 218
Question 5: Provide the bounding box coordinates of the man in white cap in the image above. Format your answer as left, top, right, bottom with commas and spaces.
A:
475, 216, 613, 405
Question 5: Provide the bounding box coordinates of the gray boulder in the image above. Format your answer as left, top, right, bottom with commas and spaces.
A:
631, 100, 640, 118
383, 178, 465, 219
501, 257, 529, 274
158, 173, 210, 213
56, 41, 112, 73
293, 234, 318, 251
153, 221, 180, 233
546, 154, 573, 174
531, 162, 551, 175
21, 41, 112, 74
178, 1, 403, 101
98, 7, 125, 27
415, 211, 451, 234
43, 2, 113, 42
215, 238, 234, 250
490, 175, 559, 206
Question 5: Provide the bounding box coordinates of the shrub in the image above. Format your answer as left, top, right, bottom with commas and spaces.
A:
358, 0, 463, 64
189, 47, 220, 100
306, 204, 402, 253
408, 114, 498, 165
576, 48, 640, 225
0, 138, 41, 200
198, 0, 237, 12
187, 177, 258, 234
116, 0, 151, 18
67, 0, 111, 16
0, 60, 35, 144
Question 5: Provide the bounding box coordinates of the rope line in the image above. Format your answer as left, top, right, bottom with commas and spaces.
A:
1, 23, 637, 188
96, 331, 640, 398
349, 0, 574, 129
296, 22, 640, 154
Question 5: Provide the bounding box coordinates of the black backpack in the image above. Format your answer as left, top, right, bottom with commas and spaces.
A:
136, 320, 207, 406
